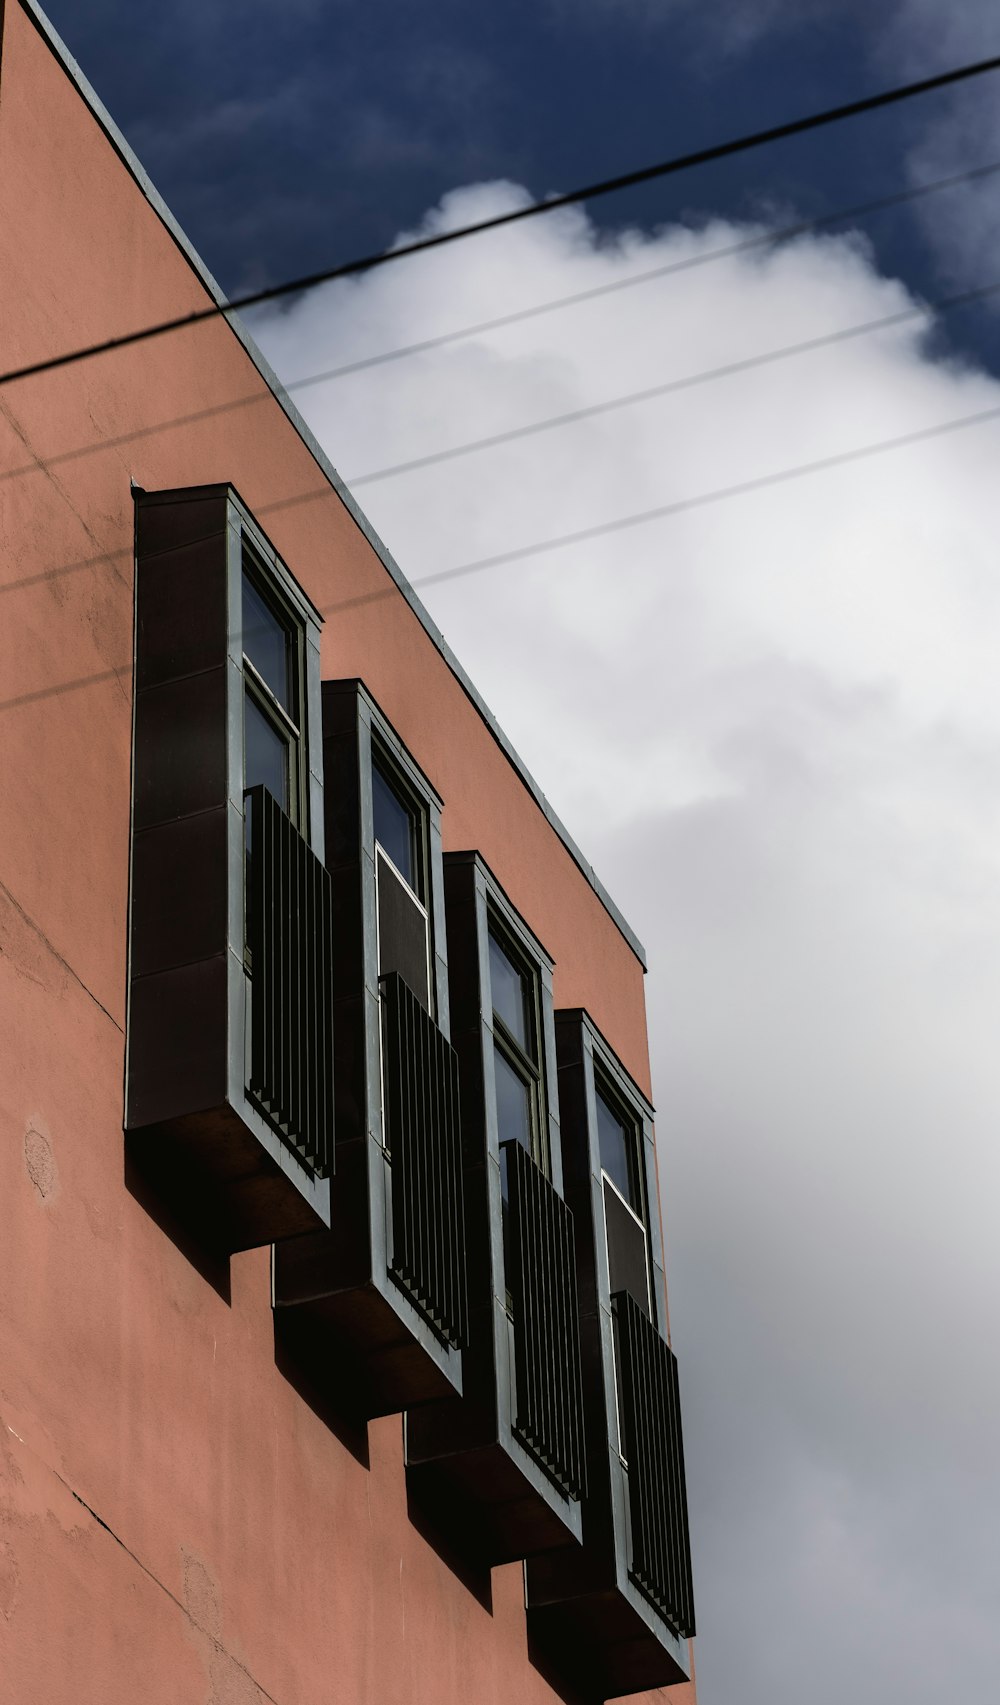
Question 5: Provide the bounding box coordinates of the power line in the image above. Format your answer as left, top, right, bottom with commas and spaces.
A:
222, 393, 1000, 598
6, 391, 1000, 645
406, 399, 1000, 589
345, 277, 1000, 487
5, 152, 1000, 491
280, 156, 1000, 388
3, 50, 1000, 390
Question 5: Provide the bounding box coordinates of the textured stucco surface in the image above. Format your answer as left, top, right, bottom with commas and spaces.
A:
0, 4, 695, 1701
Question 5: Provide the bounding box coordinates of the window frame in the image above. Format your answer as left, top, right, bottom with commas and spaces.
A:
127, 482, 331, 1247
241, 543, 309, 831
272, 677, 464, 1408
594, 1069, 652, 1355
577, 1025, 660, 1466
593, 1069, 652, 1464
369, 726, 439, 1028
240, 542, 314, 974
232, 506, 323, 855
576, 1028, 659, 1305
473, 867, 561, 1191
487, 911, 550, 1181
594, 1071, 647, 1222
371, 747, 428, 904
407, 851, 584, 1548
461, 859, 565, 1339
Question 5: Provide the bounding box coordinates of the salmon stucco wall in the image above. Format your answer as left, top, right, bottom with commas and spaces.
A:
0, 4, 696, 1703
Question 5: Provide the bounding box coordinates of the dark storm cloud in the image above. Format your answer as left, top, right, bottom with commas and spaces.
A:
43, 0, 1000, 377
610, 692, 1000, 1702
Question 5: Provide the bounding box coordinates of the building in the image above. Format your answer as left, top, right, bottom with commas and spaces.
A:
0, 3, 696, 1701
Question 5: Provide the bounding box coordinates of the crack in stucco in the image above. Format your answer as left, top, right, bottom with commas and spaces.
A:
50, 1474, 281, 1705
0, 874, 123, 1034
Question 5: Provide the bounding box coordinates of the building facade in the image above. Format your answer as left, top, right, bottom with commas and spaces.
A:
0, 4, 697, 1702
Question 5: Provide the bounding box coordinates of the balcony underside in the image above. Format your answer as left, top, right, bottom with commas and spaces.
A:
406, 1442, 580, 1567
125, 1102, 326, 1254
406, 1372, 582, 1567
274, 1279, 460, 1420
272, 1143, 463, 1420
526, 1587, 690, 1701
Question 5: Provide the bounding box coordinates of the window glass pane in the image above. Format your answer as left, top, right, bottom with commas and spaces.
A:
494, 1044, 533, 1155
243, 572, 292, 713
489, 931, 531, 1054
596, 1087, 641, 1213
497, 1042, 534, 1214
244, 689, 289, 811
372, 763, 417, 890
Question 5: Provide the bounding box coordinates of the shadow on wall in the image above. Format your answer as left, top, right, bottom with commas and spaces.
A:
526, 1630, 601, 1705
272, 1310, 371, 1471
124, 1145, 232, 1306
404, 1470, 494, 1615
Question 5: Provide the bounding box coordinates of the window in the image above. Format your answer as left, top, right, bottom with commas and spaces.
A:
488, 920, 547, 1204
594, 1073, 652, 1467
596, 1086, 642, 1211
242, 556, 307, 942
407, 853, 585, 1523
273, 679, 465, 1376
128, 485, 332, 1247
372, 750, 432, 1012
372, 761, 419, 891
487, 913, 557, 1324
598, 1077, 650, 1319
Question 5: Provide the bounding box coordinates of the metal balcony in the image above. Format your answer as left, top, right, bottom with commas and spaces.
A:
614, 1290, 695, 1639
382, 970, 467, 1349
506, 1140, 586, 1500
271, 681, 465, 1422
246, 785, 335, 1179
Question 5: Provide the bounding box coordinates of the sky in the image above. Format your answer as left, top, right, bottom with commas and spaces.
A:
38, 3, 1000, 1702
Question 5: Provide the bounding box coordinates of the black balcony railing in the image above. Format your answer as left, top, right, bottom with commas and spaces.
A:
246, 786, 335, 1178
505, 1141, 587, 1500
381, 971, 467, 1348
613, 1290, 696, 1639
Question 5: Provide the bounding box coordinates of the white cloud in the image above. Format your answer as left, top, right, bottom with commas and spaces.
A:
863, 0, 1000, 289
248, 183, 1000, 1703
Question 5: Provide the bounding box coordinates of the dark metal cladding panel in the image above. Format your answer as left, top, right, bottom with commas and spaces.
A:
304, 853, 315, 1150
279, 803, 291, 1127
604, 1181, 651, 1316
444, 1028, 464, 1329
246, 787, 335, 1178
613, 1290, 696, 1640
377, 853, 431, 1009
505, 1142, 587, 1501
381, 971, 467, 1347
379, 975, 470, 1343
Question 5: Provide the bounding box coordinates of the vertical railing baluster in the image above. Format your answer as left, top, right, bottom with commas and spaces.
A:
507, 1145, 586, 1498
613, 1291, 696, 1639
382, 972, 466, 1348
245, 786, 334, 1180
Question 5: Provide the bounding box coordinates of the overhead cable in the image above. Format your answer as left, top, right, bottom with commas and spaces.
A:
345, 277, 1000, 486
5, 153, 1000, 489
280, 155, 1000, 388
407, 400, 1000, 589
6, 393, 1000, 631
3, 49, 1000, 389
